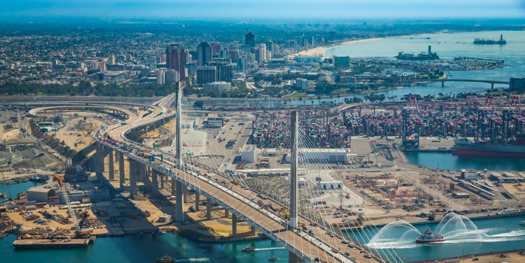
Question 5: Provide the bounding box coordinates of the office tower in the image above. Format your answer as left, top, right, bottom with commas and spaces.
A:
245, 32, 255, 47
214, 62, 233, 82
165, 69, 180, 83
110, 55, 116, 65
210, 42, 221, 56
197, 42, 212, 66
304, 39, 309, 49
272, 44, 280, 55
229, 49, 240, 62
219, 48, 229, 59
255, 44, 266, 64
237, 56, 247, 73
266, 40, 274, 52
166, 43, 187, 81
157, 69, 166, 85
186, 62, 197, 76
197, 65, 217, 85
266, 50, 272, 61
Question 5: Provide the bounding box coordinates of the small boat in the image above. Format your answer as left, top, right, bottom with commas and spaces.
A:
75, 227, 94, 236
416, 229, 445, 243
268, 257, 279, 261
242, 247, 256, 252
29, 174, 48, 182
155, 255, 175, 263
520, 221, 525, 226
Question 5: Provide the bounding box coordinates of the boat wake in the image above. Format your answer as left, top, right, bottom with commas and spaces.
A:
255, 247, 286, 251
366, 214, 525, 249
367, 228, 525, 249
176, 258, 210, 262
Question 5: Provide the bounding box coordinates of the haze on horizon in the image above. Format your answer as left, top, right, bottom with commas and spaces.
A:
3, 0, 525, 20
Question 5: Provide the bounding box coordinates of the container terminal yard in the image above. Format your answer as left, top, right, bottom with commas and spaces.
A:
1, 91, 525, 263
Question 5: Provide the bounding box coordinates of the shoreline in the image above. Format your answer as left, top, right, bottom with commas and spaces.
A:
289, 37, 383, 57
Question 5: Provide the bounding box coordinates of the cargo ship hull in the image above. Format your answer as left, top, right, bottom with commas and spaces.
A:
453, 140, 525, 158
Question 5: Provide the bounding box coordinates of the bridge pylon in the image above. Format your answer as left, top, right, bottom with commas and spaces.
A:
175, 83, 185, 222
289, 110, 298, 229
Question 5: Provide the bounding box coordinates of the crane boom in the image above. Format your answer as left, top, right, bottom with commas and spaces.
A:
53, 174, 79, 231
53, 174, 93, 236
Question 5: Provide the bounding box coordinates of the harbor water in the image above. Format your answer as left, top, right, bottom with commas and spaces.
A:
404, 152, 525, 171
348, 215, 525, 262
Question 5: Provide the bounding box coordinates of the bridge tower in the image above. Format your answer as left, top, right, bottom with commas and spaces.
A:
289, 111, 298, 229
175, 83, 185, 222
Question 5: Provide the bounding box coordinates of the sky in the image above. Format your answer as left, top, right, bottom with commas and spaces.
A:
2, 0, 525, 20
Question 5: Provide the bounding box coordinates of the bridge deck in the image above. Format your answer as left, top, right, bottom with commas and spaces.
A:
32, 97, 382, 263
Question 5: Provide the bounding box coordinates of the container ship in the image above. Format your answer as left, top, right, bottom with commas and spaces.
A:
453, 136, 525, 158
473, 34, 507, 45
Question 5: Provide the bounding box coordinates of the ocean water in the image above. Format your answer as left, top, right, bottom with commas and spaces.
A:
325, 30, 525, 100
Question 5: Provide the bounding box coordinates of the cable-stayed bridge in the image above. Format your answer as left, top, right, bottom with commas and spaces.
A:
32, 87, 402, 263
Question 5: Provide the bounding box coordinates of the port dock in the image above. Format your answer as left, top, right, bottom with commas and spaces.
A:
13, 237, 94, 249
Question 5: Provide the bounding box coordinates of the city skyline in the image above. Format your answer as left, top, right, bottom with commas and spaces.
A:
3, 0, 525, 20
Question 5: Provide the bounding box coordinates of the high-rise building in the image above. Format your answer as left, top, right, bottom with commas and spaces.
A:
229, 49, 240, 62
166, 43, 187, 80
266, 40, 274, 52
210, 42, 221, 56
157, 69, 166, 85
272, 44, 280, 56
214, 62, 233, 82
254, 44, 266, 64
165, 69, 180, 83
197, 42, 212, 66
245, 32, 255, 47
237, 56, 247, 73
186, 62, 197, 76
197, 65, 216, 86
219, 48, 229, 59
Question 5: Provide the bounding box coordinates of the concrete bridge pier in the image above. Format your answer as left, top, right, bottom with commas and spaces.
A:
195, 192, 200, 211
491, 82, 494, 89
183, 185, 188, 203
225, 209, 229, 218
151, 170, 159, 195
95, 143, 105, 180
175, 181, 185, 222
288, 252, 303, 263
441, 80, 445, 87
206, 200, 212, 220
119, 152, 125, 190
160, 174, 165, 189
108, 150, 114, 181
232, 213, 237, 237
129, 160, 138, 198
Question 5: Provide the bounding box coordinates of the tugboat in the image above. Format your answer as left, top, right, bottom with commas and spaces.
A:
268, 257, 279, 261
416, 229, 445, 243
242, 247, 256, 252
155, 255, 175, 263
75, 227, 94, 236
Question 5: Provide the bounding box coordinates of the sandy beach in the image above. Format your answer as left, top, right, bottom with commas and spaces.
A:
289, 37, 382, 57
